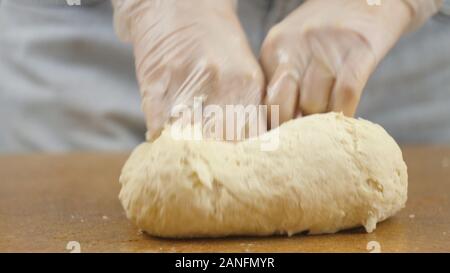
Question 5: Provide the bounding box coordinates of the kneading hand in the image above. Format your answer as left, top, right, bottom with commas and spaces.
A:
260, 0, 442, 125
113, 0, 264, 140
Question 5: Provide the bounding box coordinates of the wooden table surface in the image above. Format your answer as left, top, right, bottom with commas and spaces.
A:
1, 146, 449, 253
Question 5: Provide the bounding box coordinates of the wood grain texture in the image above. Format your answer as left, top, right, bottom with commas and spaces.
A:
0, 146, 449, 253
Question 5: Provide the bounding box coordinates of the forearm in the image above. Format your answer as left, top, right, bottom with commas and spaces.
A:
111, 0, 150, 42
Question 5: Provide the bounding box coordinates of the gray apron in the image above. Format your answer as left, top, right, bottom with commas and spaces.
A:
0, 0, 143, 153
0, 0, 449, 153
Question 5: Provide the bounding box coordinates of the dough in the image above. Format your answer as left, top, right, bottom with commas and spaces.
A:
119, 113, 407, 238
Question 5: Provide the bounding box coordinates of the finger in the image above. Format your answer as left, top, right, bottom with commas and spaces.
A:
329, 44, 377, 117
265, 65, 299, 128
142, 91, 168, 141
200, 64, 265, 141
244, 71, 267, 138
259, 26, 283, 81
230, 72, 266, 140
140, 68, 172, 141
299, 58, 335, 115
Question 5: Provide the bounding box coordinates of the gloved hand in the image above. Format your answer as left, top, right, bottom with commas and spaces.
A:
260, 0, 442, 125
112, 0, 264, 140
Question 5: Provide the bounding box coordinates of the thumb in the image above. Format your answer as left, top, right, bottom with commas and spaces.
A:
265, 65, 299, 128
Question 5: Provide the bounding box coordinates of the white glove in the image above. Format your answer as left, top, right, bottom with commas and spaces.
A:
112, 0, 264, 140
260, 0, 442, 125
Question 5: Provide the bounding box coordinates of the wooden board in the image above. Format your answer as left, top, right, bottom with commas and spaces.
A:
1, 146, 449, 253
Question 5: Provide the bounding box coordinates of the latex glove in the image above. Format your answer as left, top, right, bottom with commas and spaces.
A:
112, 0, 264, 140
260, 0, 442, 125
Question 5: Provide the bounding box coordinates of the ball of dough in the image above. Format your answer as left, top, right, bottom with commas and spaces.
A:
119, 113, 407, 238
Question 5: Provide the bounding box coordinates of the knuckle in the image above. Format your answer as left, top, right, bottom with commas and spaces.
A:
235, 65, 264, 86
225, 74, 264, 105
262, 24, 286, 53
248, 70, 265, 85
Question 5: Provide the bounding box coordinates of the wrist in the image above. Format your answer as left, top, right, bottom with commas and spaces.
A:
385, 0, 414, 34
400, 0, 443, 31
113, 0, 238, 43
